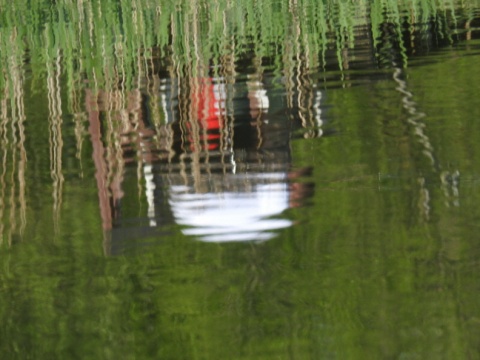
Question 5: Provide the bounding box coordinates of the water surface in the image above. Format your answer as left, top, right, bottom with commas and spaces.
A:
1, 0, 480, 358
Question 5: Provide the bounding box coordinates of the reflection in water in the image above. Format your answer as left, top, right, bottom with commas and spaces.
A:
0, 0, 476, 247
392, 65, 461, 218
87, 69, 317, 249
46, 48, 64, 232
0, 28, 27, 244
371, 5, 468, 220
1, 1, 480, 358
168, 173, 292, 242
162, 73, 308, 242
75, 0, 478, 250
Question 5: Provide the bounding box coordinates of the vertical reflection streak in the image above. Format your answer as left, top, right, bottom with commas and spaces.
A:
9, 66, 18, 245
68, 55, 86, 177
13, 51, 27, 235
221, 7, 236, 165
0, 94, 7, 243
7, 49, 15, 244
392, 67, 432, 219
114, 42, 127, 205
8, 139, 17, 246
393, 66, 460, 217
47, 49, 64, 233
393, 68, 433, 165
0, 28, 28, 243
86, 90, 112, 235
284, 0, 296, 110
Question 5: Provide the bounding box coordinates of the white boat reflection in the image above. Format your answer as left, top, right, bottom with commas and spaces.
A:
168, 173, 292, 242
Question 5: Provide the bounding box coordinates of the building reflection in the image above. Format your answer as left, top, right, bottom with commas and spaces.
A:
83, 1, 474, 253
86, 67, 319, 252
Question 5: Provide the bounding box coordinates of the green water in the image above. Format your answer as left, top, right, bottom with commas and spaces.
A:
1, 0, 480, 358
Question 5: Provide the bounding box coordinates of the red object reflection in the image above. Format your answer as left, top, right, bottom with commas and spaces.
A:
188, 78, 223, 151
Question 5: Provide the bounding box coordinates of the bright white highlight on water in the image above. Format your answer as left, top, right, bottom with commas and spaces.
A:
169, 175, 292, 242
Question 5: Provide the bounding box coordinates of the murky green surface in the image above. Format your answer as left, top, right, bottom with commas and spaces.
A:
1, 0, 480, 358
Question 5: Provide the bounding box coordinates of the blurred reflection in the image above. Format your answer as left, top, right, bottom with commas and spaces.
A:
0, 35, 27, 245
79, 0, 478, 253
46, 49, 64, 233
87, 67, 318, 250
168, 172, 292, 242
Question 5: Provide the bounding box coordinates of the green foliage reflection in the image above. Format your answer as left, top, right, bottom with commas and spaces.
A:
0, 0, 480, 359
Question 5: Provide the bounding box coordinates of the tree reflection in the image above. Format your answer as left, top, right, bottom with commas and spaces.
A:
0, 0, 477, 248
